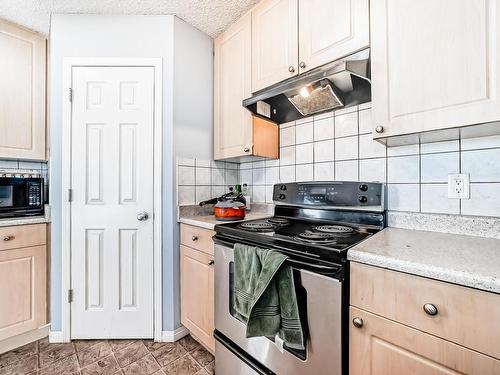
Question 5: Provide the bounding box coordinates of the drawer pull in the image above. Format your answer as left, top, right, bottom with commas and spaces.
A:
208, 259, 215, 266
423, 303, 438, 316
3, 235, 13, 241
191, 235, 198, 241
352, 317, 364, 328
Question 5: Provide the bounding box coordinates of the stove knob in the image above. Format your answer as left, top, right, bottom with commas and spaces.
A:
279, 184, 287, 191
279, 194, 286, 200
358, 196, 368, 203
359, 184, 368, 192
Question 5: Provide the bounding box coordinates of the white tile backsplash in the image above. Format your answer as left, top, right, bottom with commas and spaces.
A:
177, 104, 500, 218
335, 136, 358, 160
334, 111, 358, 138
421, 152, 459, 183
295, 143, 314, 164
387, 156, 420, 183
177, 166, 195, 185
462, 149, 500, 182
421, 184, 460, 215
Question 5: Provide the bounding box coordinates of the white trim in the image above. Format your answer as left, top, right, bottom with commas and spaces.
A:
0, 324, 50, 354
61, 57, 163, 342
160, 327, 190, 342
48, 330, 65, 343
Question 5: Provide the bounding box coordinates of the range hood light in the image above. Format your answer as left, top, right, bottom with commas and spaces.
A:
299, 85, 313, 98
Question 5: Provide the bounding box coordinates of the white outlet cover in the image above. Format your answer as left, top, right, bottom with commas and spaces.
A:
447, 173, 470, 199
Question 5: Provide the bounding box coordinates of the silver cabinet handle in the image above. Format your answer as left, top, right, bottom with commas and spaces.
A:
3, 235, 13, 241
137, 212, 149, 221
243, 147, 250, 153
208, 259, 215, 266
375, 125, 384, 133
299, 61, 306, 69
423, 303, 438, 316
191, 235, 198, 241
288, 66, 295, 73
352, 317, 364, 328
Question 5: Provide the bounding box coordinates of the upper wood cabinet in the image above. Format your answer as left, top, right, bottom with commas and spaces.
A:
214, 14, 279, 160
0, 19, 46, 160
251, 0, 298, 92
298, 0, 369, 74
371, 0, 500, 141
214, 14, 253, 160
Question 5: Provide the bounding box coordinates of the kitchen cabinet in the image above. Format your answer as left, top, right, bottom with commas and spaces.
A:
214, 13, 279, 160
251, 0, 298, 92
180, 224, 215, 352
350, 262, 500, 374
0, 224, 47, 341
349, 307, 500, 375
298, 0, 369, 74
371, 0, 500, 142
0, 19, 46, 160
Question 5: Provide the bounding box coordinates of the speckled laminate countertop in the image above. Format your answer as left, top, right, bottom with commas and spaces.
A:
348, 227, 500, 294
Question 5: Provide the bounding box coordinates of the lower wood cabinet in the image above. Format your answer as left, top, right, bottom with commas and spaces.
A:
0, 224, 47, 341
350, 262, 500, 375
180, 224, 215, 352
349, 307, 500, 375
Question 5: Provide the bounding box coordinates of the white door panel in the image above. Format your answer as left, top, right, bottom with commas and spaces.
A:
70, 66, 154, 339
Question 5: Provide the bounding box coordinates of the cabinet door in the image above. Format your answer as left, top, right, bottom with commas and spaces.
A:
298, 0, 369, 73
252, 0, 299, 92
214, 14, 253, 160
0, 246, 46, 340
180, 245, 215, 351
0, 19, 46, 160
350, 307, 500, 375
371, 0, 500, 139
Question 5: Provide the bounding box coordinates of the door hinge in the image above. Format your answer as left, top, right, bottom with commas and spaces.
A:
69, 87, 73, 102
68, 289, 74, 303
68, 189, 73, 202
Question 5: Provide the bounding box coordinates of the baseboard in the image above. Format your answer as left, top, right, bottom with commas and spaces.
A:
48, 330, 66, 343
0, 324, 50, 354
160, 326, 189, 342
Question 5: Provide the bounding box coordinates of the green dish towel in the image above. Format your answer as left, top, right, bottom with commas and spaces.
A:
233, 243, 305, 350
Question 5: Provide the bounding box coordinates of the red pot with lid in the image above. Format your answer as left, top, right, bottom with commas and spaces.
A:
199, 192, 247, 221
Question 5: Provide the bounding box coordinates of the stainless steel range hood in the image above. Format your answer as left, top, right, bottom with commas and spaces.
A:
243, 49, 371, 124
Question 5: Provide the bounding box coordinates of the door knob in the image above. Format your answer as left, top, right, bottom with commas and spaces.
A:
208, 259, 215, 266
299, 61, 306, 69
243, 147, 250, 153
375, 125, 384, 133
288, 66, 295, 73
3, 235, 13, 241
137, 212, 149, 221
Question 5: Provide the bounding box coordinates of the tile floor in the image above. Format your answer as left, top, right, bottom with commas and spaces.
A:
0, 335, 215, 375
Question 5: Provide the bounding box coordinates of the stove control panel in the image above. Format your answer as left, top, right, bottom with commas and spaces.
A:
273, 181, 384, 211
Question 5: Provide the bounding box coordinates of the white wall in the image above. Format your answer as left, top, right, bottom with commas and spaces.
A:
49, 14, 213, 333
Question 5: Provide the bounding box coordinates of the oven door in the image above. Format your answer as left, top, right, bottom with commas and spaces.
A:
215, 242, 343, 375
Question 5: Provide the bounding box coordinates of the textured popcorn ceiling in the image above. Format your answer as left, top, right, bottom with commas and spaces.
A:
0, 0, 260, 37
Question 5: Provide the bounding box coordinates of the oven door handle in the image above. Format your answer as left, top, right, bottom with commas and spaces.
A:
285, 258, 340, 272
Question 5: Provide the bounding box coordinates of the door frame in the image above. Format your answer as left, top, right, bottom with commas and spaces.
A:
60, 57, 163, 342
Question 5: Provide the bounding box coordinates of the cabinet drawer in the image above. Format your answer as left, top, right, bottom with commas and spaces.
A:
350, 262, 500, 359
0, 224, 46, 251
350, 307, 500, 375
180, 224, 215, 256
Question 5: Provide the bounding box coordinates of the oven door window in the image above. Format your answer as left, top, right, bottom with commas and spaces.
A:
0, 186, 13, 207
228, 261, 308, 360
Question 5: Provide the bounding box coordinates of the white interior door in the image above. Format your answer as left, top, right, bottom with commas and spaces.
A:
70, 66, 155, 339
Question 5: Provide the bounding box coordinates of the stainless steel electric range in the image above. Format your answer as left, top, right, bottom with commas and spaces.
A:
213, 181, 385, 375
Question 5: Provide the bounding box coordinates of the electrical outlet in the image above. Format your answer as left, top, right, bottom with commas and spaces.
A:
447, 173, 470, 199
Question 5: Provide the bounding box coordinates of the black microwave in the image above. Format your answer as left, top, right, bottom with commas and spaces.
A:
0, 177, 44, 219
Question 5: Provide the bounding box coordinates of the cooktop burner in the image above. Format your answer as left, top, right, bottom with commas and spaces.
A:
314, 225, 354, 234
238, 221, 277, 233
295, 232, 337, 244
267, 217, 291, 225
